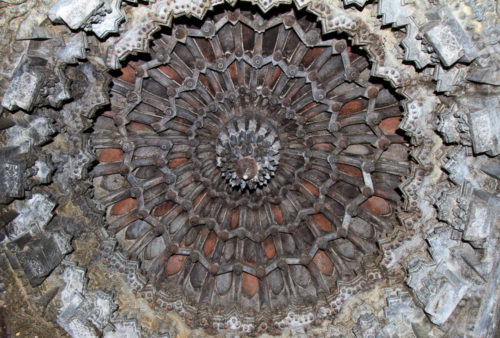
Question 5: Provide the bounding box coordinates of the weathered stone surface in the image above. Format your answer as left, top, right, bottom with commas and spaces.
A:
57, 262, 118, 337
0, 159, 24, 203
378, 0, 413, 27
1, 67, 42, 111
407, 230, 473, 325
1, 0, 500, 336
104, 319, 141, 338
423, 7, 479, 67
7, 193, 56, 241
401, 19, 432, 69
435, 181, 498, 245
13, 232, 71, 286
88, 0, 125, 39
382, 288, 426, 336
48, 0, 105, 30
468, 107, 500, 156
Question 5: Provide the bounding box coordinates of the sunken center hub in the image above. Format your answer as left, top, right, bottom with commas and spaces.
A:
216, 115, 280, 190
235, 156, 259, 180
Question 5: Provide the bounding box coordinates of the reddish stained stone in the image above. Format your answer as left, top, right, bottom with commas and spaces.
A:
98, 148, 124, 163
182, 95, 202, 111
231, 209, 239, 229
312, 213, 332, 232
347, 46, 361, 63
193, 191, 207, 207
337, 163, 362, 177
313, 143, 335, 152
128, 122, 154, 132
154, 201, 174, 217
194, 37, 216, 62
198, 74, 213, 93
302, 47, 325, 68
173, 116, 191, 125
299, 102, 317, 117
362, 196, 391, 215
227, 63, 238, 85
169, 152, 190, 159
180, 239, 195, 249
271, 204, 283, 225
263, 236, 276, 259
182, 177, 194, 187
243, 259, 256, 267
159, 65, 183, 84
206, 73, 222, 93
203, 125, 220, 139
286, 82, 302, 98
203, 231, 218, 256
242, 272, 259, 298
300, 179, 319, 196
166, 255, 187, 275
339, 100, 364, 116
169, 158, 188, 168
379, 117, 401, 134
112, 198, 137, 215
119, 214, 138, 227
313, 250, 334, 275
102, 111, 115, 118
388, 134, 406, 144
118, 63, 136, 83
269, 67, 281, 87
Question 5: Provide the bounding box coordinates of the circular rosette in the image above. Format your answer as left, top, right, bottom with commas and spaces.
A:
216, 115, 280, 190
91, 6, 409, 327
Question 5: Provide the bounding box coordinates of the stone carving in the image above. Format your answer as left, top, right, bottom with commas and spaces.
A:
90, 6, 409, 332
407, 230, 471, 325
49, 0, 105, 30
378, 0, 413, 28
0, 0, 499, 336
435, 181, 498, 246
58, 262, 118, 337
1, 65, 42, 111
6, 193, 56, 241
422, 6, 479, 67
401, 19, 432, 70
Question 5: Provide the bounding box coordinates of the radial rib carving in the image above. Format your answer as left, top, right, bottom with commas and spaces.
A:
91, 6, 409, 328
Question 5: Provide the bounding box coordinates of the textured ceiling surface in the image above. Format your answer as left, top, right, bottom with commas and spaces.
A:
92, 6, 408, 325
0, 0, 499, 337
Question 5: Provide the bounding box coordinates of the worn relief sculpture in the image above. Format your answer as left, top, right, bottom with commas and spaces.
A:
0, 0, 499, 337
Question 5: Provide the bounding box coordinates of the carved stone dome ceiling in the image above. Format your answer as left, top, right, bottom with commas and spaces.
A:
0, 0, 499, 337
92, 6, 408, 323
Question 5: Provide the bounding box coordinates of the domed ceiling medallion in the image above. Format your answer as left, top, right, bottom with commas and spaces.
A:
91, 5, 409, 330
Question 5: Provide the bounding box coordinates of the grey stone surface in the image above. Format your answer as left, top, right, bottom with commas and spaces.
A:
1, 67, 42, 111
433, 65, 467, 93
378, 0, 413, 27
87, 0, 125, 39
13, 232, 71, 286
58, 262, 119, 337
468, 107, 500, 156
423, 6, 479, 67
401, 20, 432, 70
49, 0, 105, 30
0, 0, 500, 336
4, 115, 55, 153
6, 193, 56, 241
0, 160, 24, 203
407, 230, 471, 325
104, 320, 142, 338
